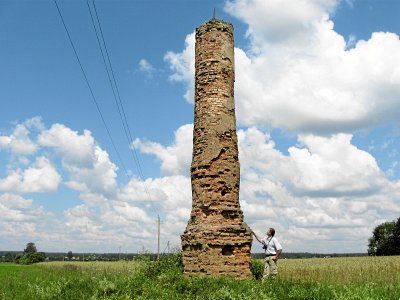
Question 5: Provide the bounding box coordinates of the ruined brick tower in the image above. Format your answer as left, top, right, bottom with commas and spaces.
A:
181, 18, 252, 278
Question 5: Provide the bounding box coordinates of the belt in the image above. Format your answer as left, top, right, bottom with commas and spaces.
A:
265, 254, 275, 257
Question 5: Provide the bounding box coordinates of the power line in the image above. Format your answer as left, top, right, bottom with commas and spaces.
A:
91, 0, 143, 173
53, 0, 129, 178
85, 0, 143, 203
86, 0, 131, 163
88, 2, 162, 258
84, 0, 143, 206
89, 0, 158, 214
55, 1, 161, 254
162, 241, 170, 254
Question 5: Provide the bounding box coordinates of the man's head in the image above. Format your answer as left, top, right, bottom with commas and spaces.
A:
267, 228, 275, 237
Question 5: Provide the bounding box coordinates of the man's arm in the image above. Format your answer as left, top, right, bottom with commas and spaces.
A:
250, 229, 263, 244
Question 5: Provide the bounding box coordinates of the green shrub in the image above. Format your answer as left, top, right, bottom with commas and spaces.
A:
97, 278, 117, 297
17, 252, 45, 265
142, 253, 183, 279
251, 259, 264, 280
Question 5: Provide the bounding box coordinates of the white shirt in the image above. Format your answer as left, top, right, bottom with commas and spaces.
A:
261, 236, 282, 255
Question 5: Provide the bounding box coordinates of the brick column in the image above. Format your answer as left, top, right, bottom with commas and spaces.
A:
181, 19, 252, 278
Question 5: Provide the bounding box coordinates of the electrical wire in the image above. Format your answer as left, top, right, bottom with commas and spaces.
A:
53, 0, 130, 178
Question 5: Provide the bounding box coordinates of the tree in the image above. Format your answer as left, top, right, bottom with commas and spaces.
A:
17, 242, 45, 264
390, 217, 400, 254
24, 242, 37, 254
4, 252, 13, 262
368, 218, 400, 256
67, 251, 73, 260
18, 252, 45, 264
14, 253, 23, 264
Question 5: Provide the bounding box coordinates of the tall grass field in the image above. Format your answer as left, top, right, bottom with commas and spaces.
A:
1, 255, 399, 299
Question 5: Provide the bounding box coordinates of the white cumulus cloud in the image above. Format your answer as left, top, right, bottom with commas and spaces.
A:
164, 32, 195, 103
165, 0, 400, 134
0, 117, 43, 156
138, 59, 156, 76
0, 156, 61, 193
39, 124, 118, 197
133, 124, 193, 176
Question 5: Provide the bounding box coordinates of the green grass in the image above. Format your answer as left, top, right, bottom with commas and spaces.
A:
278, 256, 400, 284
1, 255, 400, 299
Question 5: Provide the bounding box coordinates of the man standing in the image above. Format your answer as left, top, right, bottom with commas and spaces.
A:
252, 228, 282, 279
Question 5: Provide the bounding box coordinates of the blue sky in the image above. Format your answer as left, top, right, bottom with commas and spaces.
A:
1, 0, 400, 254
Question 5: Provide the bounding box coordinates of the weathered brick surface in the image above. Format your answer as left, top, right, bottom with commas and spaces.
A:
181, 19, 252, 278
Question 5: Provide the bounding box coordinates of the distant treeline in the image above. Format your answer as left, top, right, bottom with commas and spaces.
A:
252, 252, 367, 259
0, 251, 367, 262
0, 251, 153, 262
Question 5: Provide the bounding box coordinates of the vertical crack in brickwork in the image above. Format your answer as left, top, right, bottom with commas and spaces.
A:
181, 19, 252, 278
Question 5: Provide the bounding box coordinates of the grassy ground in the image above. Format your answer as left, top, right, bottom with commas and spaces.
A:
1, 255, 399, 299
278, 256, 400, 284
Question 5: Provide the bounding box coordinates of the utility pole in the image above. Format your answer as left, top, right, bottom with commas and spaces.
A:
83, 220, 87, 262
118, 246, 121, 260
157, 215, 160, 260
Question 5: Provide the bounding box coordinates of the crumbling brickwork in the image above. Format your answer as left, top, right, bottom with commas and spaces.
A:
181, 19, 252, 278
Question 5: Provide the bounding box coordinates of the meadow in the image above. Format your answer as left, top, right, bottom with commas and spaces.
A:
1, 255, 399, 299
